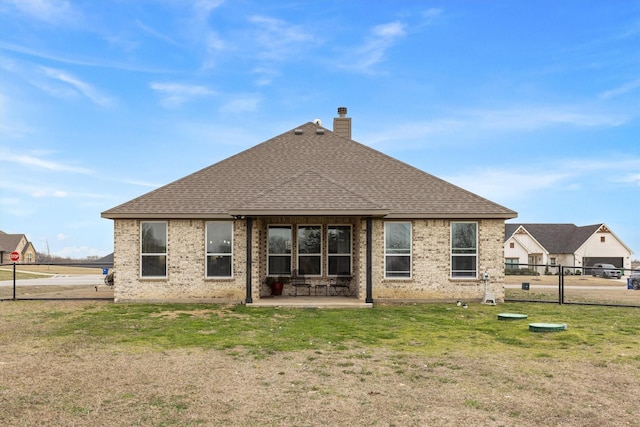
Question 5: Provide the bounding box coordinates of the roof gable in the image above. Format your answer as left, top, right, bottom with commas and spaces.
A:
505, 223, 602, 253
102, 122, 517, 219
230, 171, 389, 216
0, 232, 27, 253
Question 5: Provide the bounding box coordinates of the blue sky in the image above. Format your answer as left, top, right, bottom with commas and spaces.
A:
1, 0, 638, 259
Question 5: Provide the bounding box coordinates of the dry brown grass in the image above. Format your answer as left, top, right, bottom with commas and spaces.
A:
9, 265, 104, 275
1, 301, 638, 426
0, 284, 113, 300
506, 274, 626, 287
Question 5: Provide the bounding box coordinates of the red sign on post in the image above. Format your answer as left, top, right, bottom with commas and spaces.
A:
10, 251, 20, 262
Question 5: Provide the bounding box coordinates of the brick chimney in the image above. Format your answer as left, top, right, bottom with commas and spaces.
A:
333, 107, 351, 139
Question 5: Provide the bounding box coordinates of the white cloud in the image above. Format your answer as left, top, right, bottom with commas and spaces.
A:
0, 41, 170, 73
40, 67, 115, 107
219, 95, 261, 114
372, 21, 405, 38
194, 0, 225, 16
468, 106, 626, 130
443, 156, 640, 203
616, 173, 640, 187
4, 0, 80, 26
248, 15, 314, 61
599, 78, 640, 99
363, 104, 629, 148
339, 20, 406, 73
2, 150, 92, 174
150, 82, 216, 108
30, 189, 67, 198
422, 8, 442, 22
443, 168, 572, 202
136, 20, 181, 47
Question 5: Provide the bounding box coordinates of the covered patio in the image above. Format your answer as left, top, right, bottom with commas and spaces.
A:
247, 295, 372, 308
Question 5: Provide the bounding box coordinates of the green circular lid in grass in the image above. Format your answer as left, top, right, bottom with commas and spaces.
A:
529, 323, 567, 332
498, 313, 528, 320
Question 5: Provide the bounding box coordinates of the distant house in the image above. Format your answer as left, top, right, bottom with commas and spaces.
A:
0, 231, 37, 264
504, 223, 633, 274
101, 108, 517, 304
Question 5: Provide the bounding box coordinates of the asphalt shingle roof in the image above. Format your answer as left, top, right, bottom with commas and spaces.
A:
505, 223, 602, 253
0, 231, 24, 253
102, 122, 517, 219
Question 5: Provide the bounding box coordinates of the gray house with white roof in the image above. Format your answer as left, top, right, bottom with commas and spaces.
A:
102, 108, 517, 304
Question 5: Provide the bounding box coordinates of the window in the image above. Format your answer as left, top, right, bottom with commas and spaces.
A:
328, 225, 352, 275
268, 226, 291, 275
600, 236, 606, 243
505, 258, 519, 271
451, 222, 477, 278
385, 222, 412, 278
509, 242, 515, 249
550, 257, 556, 266
206, 222, 233, 277
141, 221, 167, 277
297, 225, 322, 275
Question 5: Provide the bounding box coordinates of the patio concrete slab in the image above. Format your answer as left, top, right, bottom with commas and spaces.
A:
247, 296, 372, 308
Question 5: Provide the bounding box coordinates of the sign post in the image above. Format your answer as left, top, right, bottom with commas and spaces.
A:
13, 262, 16, 300
10, 252, 19, 301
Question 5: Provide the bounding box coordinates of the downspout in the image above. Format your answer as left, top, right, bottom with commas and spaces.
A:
366, 217, 373, 304
245, 217, 253, 304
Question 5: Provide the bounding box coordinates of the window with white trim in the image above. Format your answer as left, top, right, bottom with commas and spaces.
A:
297, 225, 321, 275
328, 225, 352, 276
385, 222, 412, 278
141, 221, 167, 277
206, 221, 233, 278
451, 222, 477, 278
505, 258, 518, 271
268, 226, 291, 275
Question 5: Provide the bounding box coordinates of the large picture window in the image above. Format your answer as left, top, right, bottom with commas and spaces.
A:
268, 226, 292, 275
297, 225, 322, 275
451, 222, 478, 278
328, 225, 351, 275
385, 222, 412, 278
141, 221, 167, 277
206, 222, 233, 278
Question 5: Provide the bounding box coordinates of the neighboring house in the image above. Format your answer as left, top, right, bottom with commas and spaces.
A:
0, 231, 37, 264
102, 108, 517, 304
504, 223, 633, 274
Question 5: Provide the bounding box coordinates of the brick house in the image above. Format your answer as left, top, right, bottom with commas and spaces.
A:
102, 108, 517, 304
0, 231, 37, 264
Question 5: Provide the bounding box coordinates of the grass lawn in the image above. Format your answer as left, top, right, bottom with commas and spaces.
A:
1, 301, 638, 426
0, 268, 50, 281
0, 265, 103, 277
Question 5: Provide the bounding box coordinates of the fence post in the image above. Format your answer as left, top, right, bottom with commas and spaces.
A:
559, 265, 565, 305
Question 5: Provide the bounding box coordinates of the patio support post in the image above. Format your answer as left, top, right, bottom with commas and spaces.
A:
366, 217, 373, 303
245, 217, 253, 304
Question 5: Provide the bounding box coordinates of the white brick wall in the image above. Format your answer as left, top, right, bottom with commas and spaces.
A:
112, 217, 505, 303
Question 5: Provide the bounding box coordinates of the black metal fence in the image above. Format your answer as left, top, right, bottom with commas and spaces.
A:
3, 261, 638, 307
0, 262, 114, 301
505, 263, 640, 308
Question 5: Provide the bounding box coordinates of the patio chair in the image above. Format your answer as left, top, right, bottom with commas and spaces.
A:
291, 269, 312, 296
329, 275, 352, 296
